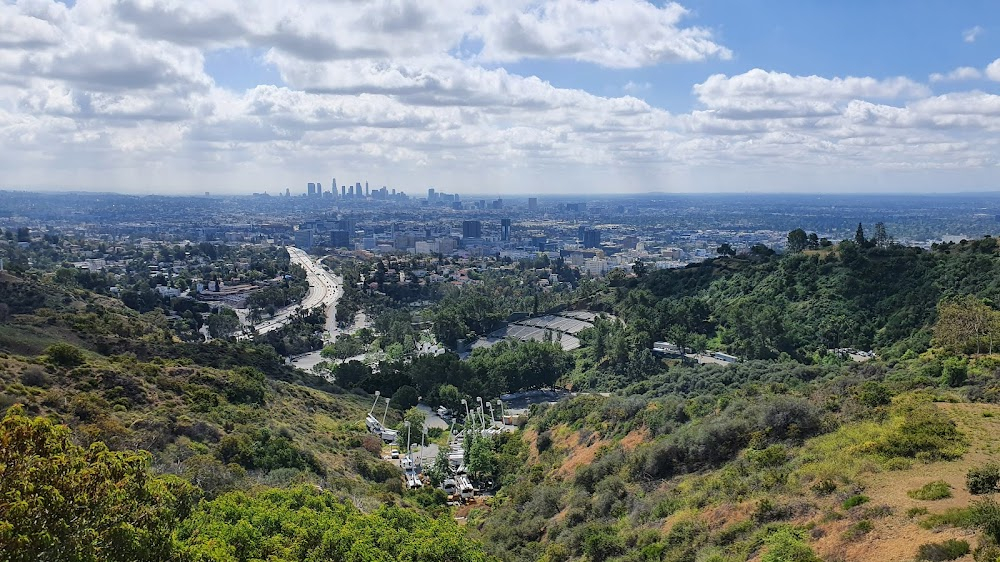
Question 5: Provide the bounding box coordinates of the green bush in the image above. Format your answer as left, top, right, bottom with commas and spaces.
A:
967, 464, 1000, 495
842, 494, 870, 510
920, 508, 975, 530
760, 528, 822, 562
843, 519, 873, 539
916, 539, 970, 561
44, 343, 86, 367
908, 481, 953, 501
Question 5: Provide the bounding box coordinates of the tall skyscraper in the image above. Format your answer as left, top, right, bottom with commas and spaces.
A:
583, 229, 601, 249
365, 181, 369, 197
307, 183, 315, 197
462, 220, 482, 239
355, 182, 362, 198
500, 218, 511, 241
332, 178, 337, 196
285, 188, 290, 197
428, 188, 435, 201
315, 181, 323, 197
341, 185, 346, 197
528, 197, 538, 211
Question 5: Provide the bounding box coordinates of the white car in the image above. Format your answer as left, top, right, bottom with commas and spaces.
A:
390, 449, 400, 459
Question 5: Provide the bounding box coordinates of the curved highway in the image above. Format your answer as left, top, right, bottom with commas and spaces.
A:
244, 246, 343, 338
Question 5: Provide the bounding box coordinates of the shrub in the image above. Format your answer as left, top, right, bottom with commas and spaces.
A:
536, 430, 553, 453
916, 539, 970, 561
810, 479, 837, 496
971, 497, 1000, 543
45, 343, 86, 367
908, 481, 953, 501
842, 494, 870, 510
760, 528, 822, 562
967, 464, 1000, 495
19, 365, 49, 387
920, 508, 975, 530
907, 507, 929, 518
843, 519, 873, 539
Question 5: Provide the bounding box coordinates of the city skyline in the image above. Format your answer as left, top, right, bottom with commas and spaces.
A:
1, 1, 999, 195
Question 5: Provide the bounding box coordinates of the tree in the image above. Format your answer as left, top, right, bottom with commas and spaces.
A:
716, 243, 735, 257
786, 229, 808, 253
207, 309, 240, 339
392, 385, 419, 410
854, 222, 866, 247
0, 406, 199, 562
632, 259, 648, 278
873, 222, 890, 249
331, 360, 371, 389
437, 384, 463, 412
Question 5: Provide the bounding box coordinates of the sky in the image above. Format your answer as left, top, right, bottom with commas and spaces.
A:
1, 0, 1000, 196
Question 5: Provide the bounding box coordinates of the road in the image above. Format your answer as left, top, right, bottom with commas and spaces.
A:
244, 246, 343, 338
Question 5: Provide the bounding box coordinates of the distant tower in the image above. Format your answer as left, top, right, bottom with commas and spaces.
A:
315, 181, 323, 197
341, 185, 346, 197
365, 181, 369, 197
307, 183, 315, 197
500, 218, 511, 242
332, 178, 337, 196
428, 188, 435, 201
285, 187, 290, 197
528, 197, 538, 211
355, 182, 362, 198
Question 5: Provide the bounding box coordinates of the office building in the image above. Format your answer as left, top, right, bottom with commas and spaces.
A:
583, 229, 601, 249
341, 185, 346, 197
332, 178, 337, 196
330, 231, 350, 248
355, 182, 362, 198
462, 220, 482, 239
307, 183, 315, 197
365, 182, 369, 197
528, 198, 538, 211
500, 218, 511, 241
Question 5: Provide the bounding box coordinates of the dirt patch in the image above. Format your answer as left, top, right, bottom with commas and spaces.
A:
620, 428, 649, 451
809, 402, 1000, 562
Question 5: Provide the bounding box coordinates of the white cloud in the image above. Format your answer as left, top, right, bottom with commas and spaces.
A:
929, 66, 983, 82
963, 25, 984, 43
987, 58, 1000, 82
475, 0, 730, 68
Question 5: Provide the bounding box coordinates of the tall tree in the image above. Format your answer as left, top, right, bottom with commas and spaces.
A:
854, 223, 866, 247
873, 222, 890, 249
787, 229, 808, 253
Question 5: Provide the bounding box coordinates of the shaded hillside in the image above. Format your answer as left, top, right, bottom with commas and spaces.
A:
609, 239, 1000, 361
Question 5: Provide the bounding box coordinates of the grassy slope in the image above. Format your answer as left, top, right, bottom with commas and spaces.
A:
471, 392, 994, 562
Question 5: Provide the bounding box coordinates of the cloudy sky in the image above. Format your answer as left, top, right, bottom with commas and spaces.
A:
2, 0, 1000, 195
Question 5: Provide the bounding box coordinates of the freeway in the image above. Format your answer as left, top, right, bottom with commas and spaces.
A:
244, 246, 343, 338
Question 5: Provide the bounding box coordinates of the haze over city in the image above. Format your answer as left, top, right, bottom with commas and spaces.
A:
2, 0, 1000, 195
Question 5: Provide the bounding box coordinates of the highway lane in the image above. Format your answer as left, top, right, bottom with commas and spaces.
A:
241, 246, 343, 338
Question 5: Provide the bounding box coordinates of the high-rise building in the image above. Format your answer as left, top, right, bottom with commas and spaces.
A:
528, 197, 538, 211
341, 185, 346, 197
583, 229, 601, 249
428, 188, 436, 201
349, 185, 354, 197
332, 178, 337, 196
315, 181, 323, 197
462, 220, 482, 239
307, 183, 316, 197
365, 182, 369, 197
285, 188, 290, 197
355, 182, 362, 198
500, 218, 511, 241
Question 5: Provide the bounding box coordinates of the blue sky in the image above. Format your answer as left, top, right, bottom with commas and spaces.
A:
2, 0, 1000, 194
